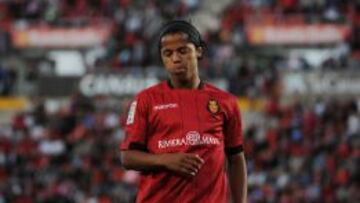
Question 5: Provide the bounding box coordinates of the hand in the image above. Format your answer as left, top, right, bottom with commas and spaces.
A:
156, 153, 205, 177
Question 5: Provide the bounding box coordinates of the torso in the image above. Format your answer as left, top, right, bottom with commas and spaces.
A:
123, 81, 242, 203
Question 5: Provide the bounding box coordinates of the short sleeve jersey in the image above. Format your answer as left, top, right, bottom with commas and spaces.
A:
120, 81, 244, 203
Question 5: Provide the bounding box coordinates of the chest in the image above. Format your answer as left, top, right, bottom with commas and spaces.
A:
146, 91, 226, 152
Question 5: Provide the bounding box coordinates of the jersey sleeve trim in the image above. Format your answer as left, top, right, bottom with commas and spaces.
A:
225, 145, 243, 156
128, 143, 148, 152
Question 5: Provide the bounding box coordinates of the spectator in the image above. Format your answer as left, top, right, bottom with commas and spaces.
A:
0, 63, 17, 96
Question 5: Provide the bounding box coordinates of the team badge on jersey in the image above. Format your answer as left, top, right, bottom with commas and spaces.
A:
207, 99, 220, 114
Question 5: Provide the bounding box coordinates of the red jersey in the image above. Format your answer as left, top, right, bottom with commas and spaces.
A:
120, 81, 244, 203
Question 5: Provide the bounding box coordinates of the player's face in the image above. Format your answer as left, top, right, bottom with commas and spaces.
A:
160, 32, 202, 81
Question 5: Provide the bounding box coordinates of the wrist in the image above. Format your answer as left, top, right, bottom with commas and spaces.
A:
152, 153, 167, 169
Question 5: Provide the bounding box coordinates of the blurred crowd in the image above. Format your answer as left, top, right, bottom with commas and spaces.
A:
0, 0, 359, 203
1, 0, 360, 96
1, 91, 359, 203
245, 98, 360, 203
0, 63, 16, 96
0, 94, 136, 203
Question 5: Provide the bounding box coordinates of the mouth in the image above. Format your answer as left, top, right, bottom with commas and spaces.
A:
173, 67, 187, 74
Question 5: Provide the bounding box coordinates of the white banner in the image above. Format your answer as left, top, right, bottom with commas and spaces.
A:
79, 74, 229, 97
283, 71, 360, 96
79, 74, 159, 96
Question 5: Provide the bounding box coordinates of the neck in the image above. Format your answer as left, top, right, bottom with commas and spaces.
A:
169, 76, 201, 89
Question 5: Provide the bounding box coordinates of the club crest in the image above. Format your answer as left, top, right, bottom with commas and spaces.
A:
207, 99, 220, 114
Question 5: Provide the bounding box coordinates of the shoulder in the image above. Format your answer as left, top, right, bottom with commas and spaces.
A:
204, 82, 238, 102
203, 82, 240, 114
135, 81, 167, 99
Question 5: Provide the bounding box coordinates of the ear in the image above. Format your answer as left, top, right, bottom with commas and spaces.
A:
196, 47, 203, 59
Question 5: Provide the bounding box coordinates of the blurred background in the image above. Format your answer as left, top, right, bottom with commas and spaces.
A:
0, 0, 359, 202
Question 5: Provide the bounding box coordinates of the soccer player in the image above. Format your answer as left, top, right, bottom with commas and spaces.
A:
120, 20, 247, 203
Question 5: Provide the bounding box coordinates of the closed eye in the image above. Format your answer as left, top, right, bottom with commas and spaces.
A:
162, 50, 172, 57
178, 47, 189, 54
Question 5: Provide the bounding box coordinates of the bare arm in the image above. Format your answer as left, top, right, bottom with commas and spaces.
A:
228, 152, 247, 203
121, 150, 204, 177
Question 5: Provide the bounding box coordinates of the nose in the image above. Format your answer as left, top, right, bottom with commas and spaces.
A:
171, 52, 181, 63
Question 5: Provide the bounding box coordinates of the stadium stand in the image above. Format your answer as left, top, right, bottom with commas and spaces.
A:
0, 0, 359, 202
